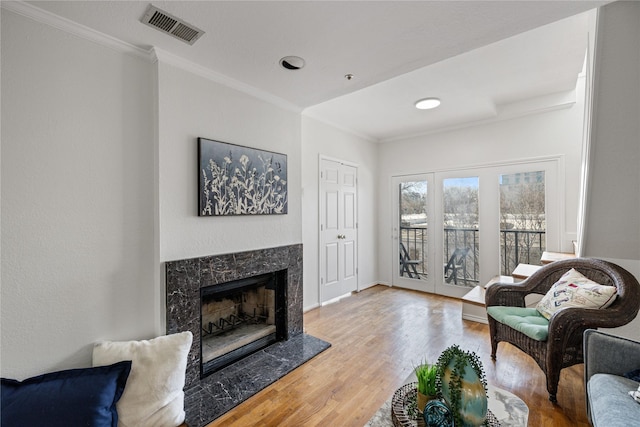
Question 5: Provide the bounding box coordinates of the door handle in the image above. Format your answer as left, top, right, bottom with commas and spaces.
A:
337, 234, 346, 239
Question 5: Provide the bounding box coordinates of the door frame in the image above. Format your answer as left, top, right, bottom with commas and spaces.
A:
318, 155, 360, 304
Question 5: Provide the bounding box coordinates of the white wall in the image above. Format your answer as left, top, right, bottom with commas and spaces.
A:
583, 1, 640, 264
376, 91, 586, 286
301, 117, 378, 310
584, 1, 640, 340
0, 9, 304, 380
157, 60, 302, 262
1, 10, 156, 379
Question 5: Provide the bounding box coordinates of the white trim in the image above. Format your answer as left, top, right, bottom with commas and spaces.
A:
320, 292, 352, 306
1, 1, 152, 61
383, 90, 576, 143
357, 282, 383, 292
462, 313, 489, 325
318, 154, 360, 169
152, 48, 302, 114
302, 110, 379, 143
577, 10, 600, 258
303, 303, 321, 313
1, 1, 303, 114
390, 154, 565, 179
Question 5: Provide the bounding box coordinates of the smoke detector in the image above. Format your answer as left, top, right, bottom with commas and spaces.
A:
141, 5, 205, 45
280, 56, 305, 70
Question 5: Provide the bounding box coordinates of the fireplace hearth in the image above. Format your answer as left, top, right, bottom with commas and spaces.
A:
165, 244, 330, 427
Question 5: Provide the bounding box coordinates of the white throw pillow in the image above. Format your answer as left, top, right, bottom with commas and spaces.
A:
535, 268, 617, 320
92, 331, 193, 427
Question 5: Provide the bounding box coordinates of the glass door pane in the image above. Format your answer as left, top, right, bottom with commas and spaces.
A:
442, 177, 479, 288
499, 171, 546, 275
400, 180, 428, 279
392, 174, 434, 293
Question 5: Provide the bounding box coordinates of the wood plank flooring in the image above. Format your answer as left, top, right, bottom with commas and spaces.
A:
205, 285, 589, 427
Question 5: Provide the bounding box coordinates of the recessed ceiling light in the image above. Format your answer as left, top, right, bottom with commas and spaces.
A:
280, 56, 305, 70
415, 98, 441, 110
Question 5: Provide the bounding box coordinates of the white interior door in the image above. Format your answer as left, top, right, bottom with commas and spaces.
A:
392, 174, 435, 293
320, 158, 358, 303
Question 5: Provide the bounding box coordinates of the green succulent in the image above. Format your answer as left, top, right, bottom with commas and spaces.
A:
414, 362, 438, 396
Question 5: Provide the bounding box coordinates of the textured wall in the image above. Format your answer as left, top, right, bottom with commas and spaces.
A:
157, 61, 302, 263
1, 10, 156, 378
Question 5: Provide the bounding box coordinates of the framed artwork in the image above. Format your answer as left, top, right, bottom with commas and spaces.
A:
198, 137, 288, 216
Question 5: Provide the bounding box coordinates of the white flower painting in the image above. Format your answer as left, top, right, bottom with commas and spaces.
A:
198, 138, 288, 216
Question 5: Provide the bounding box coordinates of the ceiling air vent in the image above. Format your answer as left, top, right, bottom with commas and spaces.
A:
141, 5, 204, 45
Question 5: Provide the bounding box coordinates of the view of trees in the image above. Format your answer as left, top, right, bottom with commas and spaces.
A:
400, 182, 427, 218
443, 178, 479, 287
499, 171, 546, 274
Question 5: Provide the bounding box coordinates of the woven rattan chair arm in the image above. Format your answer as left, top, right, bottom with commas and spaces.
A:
484, 282, 530, 307
551, 305, 639, 332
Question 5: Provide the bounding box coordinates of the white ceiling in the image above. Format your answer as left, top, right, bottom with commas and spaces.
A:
23, 0, 607, 141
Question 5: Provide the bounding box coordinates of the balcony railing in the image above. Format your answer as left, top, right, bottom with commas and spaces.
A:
399, 226, 546, 285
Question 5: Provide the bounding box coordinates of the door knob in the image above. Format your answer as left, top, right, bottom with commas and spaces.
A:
337, 234, 346, 239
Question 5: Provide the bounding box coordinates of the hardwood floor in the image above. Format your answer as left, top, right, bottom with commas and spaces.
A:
205, 285, 589, 427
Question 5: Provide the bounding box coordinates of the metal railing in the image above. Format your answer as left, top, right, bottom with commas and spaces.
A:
399, 226, 546, 284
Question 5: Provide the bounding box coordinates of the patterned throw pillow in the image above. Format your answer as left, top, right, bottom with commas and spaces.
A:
535, 268, 617, 320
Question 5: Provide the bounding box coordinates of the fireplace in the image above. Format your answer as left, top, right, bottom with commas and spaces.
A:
200, 270, 286, 376
165, 244, 330, 427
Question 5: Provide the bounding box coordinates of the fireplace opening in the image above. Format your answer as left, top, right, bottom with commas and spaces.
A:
200, 270, 287, 377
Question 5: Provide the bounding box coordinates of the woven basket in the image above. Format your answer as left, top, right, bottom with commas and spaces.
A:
390, 382, 500, 427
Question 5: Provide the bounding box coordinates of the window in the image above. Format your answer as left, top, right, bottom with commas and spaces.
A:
500, 171, 546, 275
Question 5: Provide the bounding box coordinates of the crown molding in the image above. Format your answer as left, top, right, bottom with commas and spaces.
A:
302, 110, 378, 143
383, 90, 576, 143
2, 1, 303, 114
1, 1, 152, 61
151, 48, 302, 114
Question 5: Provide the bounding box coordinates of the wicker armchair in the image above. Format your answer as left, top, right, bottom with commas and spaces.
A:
485, 258, 640, 402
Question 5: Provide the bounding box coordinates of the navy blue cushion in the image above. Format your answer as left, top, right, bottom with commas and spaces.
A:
1, 360, 131, 427
623, 368, 640, 382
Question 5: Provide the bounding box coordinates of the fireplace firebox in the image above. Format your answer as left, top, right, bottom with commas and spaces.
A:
200, 270, 287, 376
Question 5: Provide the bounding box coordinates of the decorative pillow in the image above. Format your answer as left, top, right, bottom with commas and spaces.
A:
535, 268, 617, 320
630, 384, 640, 404
92, 331, 192, 427
1, 360, 131, 427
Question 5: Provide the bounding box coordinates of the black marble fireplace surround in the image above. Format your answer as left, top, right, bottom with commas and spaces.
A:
165, 244, 330, 427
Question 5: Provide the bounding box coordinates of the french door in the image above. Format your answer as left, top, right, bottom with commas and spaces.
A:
393, 158, 561, 298
392, 174, 435, 293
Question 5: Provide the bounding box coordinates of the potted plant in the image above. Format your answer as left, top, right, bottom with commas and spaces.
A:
435, 345, 488, 427
414, 361, 438, 413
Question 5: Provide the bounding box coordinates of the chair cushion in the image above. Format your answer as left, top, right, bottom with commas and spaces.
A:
536, 268, 617, 319
588, 374, 640, 427
486, 306, 549, 341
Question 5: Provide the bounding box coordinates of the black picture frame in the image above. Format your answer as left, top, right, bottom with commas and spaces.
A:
198, 138, 288, 216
